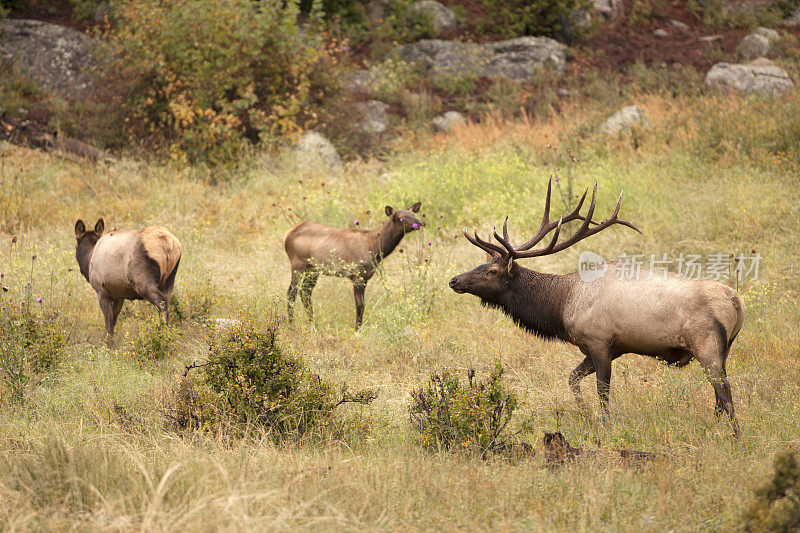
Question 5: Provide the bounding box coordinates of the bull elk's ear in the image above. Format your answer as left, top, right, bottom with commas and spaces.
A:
507, 258, 518, 277
74, 219, 86, 239
385, 206, 394, 217
94, 218, 105, 235
409, 202, 421, 213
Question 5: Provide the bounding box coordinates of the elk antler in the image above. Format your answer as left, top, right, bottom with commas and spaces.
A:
464, 178, 642, 260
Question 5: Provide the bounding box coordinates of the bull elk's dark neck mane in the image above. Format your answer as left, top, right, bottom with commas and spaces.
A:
484, 266, 574, 342
369, 219, 406, 262
75, 234, 100, 282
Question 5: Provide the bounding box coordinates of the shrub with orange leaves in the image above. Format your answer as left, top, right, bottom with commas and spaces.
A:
101, 0, 329, 164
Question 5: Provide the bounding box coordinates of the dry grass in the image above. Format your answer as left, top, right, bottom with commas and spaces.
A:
0, 87, 799, 530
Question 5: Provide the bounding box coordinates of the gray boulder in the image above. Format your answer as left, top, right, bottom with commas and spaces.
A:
355, 100, 389, 134
408, 0, 457, 35
755, 26, 780, 43
432, 111, 466, 132
738, 33, 770, 60
292, 132, 343, 172
593, 0, 623, 20
395, 37, 568, 83
600, 105, 649, 135
344, 67, 383, 93
0, 19, 96, 94
704, 60, 793, 95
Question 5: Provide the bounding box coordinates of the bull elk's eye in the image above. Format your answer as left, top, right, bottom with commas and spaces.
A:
485, 269, 497, 278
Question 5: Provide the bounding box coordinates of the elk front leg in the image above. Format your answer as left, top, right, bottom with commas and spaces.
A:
353, 280, 366, 330
569, 356, 596, 409
580, 343, 613, 417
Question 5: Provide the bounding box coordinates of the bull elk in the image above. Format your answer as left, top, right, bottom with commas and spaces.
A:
449, 181, 744, 434
74, 219, 182, 345
284, 202, 423, 329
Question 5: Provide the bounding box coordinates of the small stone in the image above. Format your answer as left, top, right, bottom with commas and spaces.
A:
355, 100, 389, 134
600, 105, 649, 135
654, 29, 669, 38
407, 0, 457, 35
754, 27, 780, 43
738, 33, 770, 60
670, 19, 689, 30
292, 132, 343, 173
432, 111, 467, 132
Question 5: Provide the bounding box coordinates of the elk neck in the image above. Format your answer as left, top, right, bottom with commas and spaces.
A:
491, 266, 574, 342
367, 219, 406, 263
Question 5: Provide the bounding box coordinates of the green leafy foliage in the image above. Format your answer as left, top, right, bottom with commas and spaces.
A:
474, 0, 593, 39
124, 316, 177, 362
0, 300, 66, 403
68, 0, 101, 21
742, 451, 800, 532
199, 319, 377, 438
100, 0, 331, 164
409, 362, 519, 454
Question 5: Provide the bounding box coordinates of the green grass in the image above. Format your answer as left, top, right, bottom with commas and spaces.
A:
0, 88, 799, 530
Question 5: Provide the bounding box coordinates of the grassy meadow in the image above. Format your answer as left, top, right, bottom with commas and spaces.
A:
0, 89, 799, 530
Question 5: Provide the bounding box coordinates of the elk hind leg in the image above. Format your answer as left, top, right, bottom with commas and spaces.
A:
143, 286, 169, 323
287, 269, 302, 323
299, 271, 319, 321
694, 330, 739, 436
569, 356, 596, 410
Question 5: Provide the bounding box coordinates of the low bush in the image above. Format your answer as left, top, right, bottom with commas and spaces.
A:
742, 451, 800, 532
0, 300, 67, 403
124, 316, 177, 362
409, 362, 519, 455
474, 0, 593, 40
169, 276, 218, 326
178, 318, 377, 439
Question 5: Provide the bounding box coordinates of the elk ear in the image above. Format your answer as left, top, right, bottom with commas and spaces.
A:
385, 206, 394, 217
94, 218, 105, 235
74, 219, 86, 239
409, 202, 421, 213
507, 258, 518, 277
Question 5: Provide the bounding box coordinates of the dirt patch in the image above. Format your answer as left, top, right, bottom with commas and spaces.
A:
7, 0, 94, 31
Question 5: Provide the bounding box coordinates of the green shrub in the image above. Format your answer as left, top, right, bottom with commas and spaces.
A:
124, 316, 177, 362
742, 451, 800, 532
100, 0, 329, 164
474, 0, 593, 40
169, 276, 218, 326
409, 362, 519, 455
199, 319, 377, 438
68, 0, 101, 20
0, 300, 67, 403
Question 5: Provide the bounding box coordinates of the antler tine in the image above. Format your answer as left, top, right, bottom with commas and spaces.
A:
512, 183, 642, 259
463, 228, 507, 257
493, 223, 517, 258
514, 183, 592, 252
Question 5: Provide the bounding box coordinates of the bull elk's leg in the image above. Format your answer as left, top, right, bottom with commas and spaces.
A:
568, 356, 596, 409
579, 343, 613, 417
299, 271, 319, 321
695, 337, 740, 437
353, 280, 366, 330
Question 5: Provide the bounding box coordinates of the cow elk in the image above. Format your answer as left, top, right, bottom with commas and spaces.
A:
284, 202, 423, 329
74, 219, 182, 346
449, 181, 744, 435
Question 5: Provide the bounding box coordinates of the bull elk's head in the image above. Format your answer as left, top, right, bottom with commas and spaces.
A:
449, 179, 641, 298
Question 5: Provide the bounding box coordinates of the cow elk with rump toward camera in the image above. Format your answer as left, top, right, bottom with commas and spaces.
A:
284, 202, 423, 329
74, 219, 182, 346
448, 180, 744, 435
